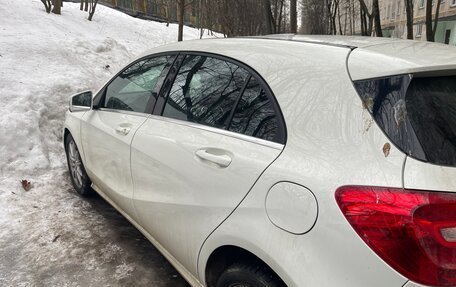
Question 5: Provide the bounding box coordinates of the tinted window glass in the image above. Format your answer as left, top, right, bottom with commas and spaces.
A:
355, 75, 456, 166
228, 76, 279, 142
163, 55, 249, 129
104, 56, 173, 113
406, 76, 456, 165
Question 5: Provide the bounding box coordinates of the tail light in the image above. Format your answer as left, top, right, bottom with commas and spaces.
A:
335, 186, 456, 286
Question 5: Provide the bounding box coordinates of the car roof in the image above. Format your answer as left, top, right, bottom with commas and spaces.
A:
250, 34, 407, 49
142, 35, 456, 81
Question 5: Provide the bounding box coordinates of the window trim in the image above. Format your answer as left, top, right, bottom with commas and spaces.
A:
152, 51, 287, 145
92, 52, 178, 115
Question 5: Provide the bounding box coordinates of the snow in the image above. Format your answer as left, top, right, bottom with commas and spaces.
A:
0, 0, 213, 285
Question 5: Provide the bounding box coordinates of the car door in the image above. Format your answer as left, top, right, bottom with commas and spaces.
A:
130, 54, 286, 274
80, 54, 176, 217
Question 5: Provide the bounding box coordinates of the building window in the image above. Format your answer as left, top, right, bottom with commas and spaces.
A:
397, 1, 401, 15
419, 0, 425, 8
451, 0, 456, 6
416, 24, 423, 37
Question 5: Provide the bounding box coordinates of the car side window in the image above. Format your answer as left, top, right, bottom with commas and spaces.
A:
162, 55, 249, 129
228, 76, 280, 142
103, 55, 174, 113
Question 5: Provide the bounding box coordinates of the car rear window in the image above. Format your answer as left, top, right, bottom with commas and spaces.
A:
354, 74, 456, 166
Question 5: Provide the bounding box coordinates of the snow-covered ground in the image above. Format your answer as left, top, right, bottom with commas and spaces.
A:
0, 0, 213, 285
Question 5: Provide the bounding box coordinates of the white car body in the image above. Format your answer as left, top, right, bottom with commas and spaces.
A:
64, 35, 456, 287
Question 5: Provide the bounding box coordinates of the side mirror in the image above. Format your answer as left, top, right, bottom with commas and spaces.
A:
69, 91, 92, 112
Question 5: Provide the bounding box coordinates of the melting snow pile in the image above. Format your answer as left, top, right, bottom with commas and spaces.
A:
0, 0, 210, 285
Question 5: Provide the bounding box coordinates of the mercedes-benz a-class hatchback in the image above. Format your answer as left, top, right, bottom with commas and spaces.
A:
64, 35, 456, 287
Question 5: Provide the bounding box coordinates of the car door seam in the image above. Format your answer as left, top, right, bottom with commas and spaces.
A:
196, 143, 287, 281
129, 115, 153, 225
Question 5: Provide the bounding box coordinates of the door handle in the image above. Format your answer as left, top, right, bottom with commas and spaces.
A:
115, 126, 131, 136
195, 149, 232, 168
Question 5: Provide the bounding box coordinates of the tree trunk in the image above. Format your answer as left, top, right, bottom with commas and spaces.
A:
178, 0, 185, 41
41, 0, 52, 13
88, 0, 98, 21
80, 0, 83, 10
166, 5, 170, 27
277, 0, 284, 33
359, 0, 373, 36
84, 0, 89, 12
290, 0, 297, 33
432, 0, 442, 40
425, 0, 434, 41
337, 2, 343, 35
52, 0, 62, 14
264, 0, 274, 34
405, 0, 413, 39
372, 0, 383, 37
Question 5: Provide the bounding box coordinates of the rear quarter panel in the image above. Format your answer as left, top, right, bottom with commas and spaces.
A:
198, 44, 408, 287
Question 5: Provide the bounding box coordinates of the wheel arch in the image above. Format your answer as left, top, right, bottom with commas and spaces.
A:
204, 245, 286, 287
63, 128, 71, 151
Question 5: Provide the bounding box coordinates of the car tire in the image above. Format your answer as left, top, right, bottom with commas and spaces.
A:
216, 262, 284, 287
65, 134, 92, 196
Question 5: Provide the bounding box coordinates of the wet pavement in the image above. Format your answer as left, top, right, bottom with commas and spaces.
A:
0, 174, 189, 287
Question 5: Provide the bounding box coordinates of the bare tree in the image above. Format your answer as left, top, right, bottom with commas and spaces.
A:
88, 0, 99, 21
51, 0, 62, 14
372, 0, 382, 36
360, 0, 371, 35
432, 0, 442, 38
290, 0, 297, 33
41, 0, 52, 13
425, 0, 442, 41
327, 0, 339, 34
404, 0, 413, 39
265, 0, 274, 34
178, 0, 185, 41
301, 0, 329, 34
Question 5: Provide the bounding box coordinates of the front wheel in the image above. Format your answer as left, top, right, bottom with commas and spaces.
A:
65, 134, 92, 196
216, 263, 285, 287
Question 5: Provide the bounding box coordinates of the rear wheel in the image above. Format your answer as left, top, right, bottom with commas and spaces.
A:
216, 262, 284, 287
65, 134, 92, 196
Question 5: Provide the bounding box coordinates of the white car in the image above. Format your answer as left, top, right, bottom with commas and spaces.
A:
64, 35, 456, 287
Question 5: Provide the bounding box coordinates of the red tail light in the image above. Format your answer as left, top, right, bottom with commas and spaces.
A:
335, 186, 456, 286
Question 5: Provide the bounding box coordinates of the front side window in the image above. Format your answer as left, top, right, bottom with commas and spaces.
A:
103, 55, 174, 113
163, 55, 249, 129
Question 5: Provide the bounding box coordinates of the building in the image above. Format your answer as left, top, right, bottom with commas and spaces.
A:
379, 0, 456, 44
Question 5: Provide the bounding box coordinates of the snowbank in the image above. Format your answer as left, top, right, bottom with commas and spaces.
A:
0, 1, 212, 285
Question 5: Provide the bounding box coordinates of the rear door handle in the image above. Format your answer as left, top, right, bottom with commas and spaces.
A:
195, 149, 232, 168
115, 126, 131, 136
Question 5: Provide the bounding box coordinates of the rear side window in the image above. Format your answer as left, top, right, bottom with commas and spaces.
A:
163, 55, 249, 129
161, 54, 286, 144
228, 76, 279, 142
355, 74, 456, 166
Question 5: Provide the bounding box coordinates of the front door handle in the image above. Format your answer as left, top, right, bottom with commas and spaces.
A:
115, 126, 131, 136
195, 149, 232, 168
